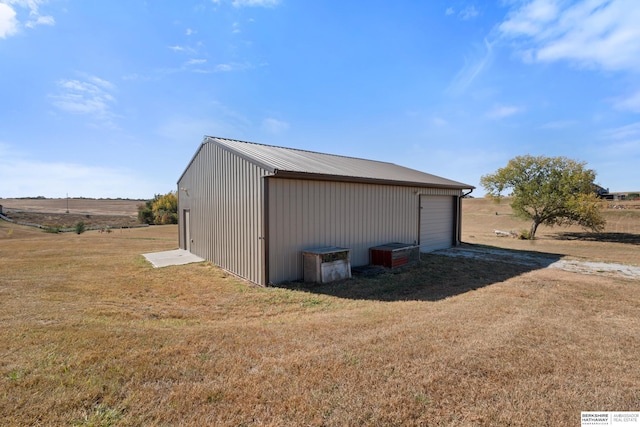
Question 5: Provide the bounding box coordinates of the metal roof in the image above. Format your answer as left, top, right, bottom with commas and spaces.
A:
195, 136, 474, 190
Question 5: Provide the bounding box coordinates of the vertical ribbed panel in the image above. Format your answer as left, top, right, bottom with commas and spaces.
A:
178, 143, 269, 285
267, 179, 461, 283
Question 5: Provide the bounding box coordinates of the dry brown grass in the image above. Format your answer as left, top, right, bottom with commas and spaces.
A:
463, 197, 640, 265
1, 199, 639, 426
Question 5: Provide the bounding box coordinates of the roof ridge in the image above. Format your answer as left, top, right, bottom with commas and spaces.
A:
205, 135, 398, 166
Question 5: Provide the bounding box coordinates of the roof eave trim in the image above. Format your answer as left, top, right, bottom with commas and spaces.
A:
271, 170, 475, 190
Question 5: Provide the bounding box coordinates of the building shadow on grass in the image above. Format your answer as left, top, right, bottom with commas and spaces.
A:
275, 244, 564, 302
553, 232, 640, 245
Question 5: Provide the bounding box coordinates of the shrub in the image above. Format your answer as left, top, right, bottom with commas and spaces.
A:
628, 193, 639, 201
518, 229, 533, 240
75, 221, 86, 234
137, 203, 154, 225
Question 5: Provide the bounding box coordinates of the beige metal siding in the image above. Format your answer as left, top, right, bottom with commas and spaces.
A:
419, 195, 455, 252
267, 179, 461, 283
178, 143, 269, 285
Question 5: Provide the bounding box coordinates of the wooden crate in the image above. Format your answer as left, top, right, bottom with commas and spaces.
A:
370, 243, 419, 269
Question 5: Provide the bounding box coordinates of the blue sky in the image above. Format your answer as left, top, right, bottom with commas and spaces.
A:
1, 0, 639, 199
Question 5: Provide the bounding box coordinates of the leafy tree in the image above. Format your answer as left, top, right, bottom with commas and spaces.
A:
480, 155, 606, 239
152, 192, 178, 224
138, 192, 178, 225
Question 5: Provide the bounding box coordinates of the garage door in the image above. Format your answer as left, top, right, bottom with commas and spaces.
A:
420, 196, 454, 252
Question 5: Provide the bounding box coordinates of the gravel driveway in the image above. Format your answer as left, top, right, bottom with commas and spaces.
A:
436, 246, 640, 280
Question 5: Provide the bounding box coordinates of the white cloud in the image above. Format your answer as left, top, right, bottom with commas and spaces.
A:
499, 0, 558, 36
486, 105, 524, 119
24, 13, 53, 28
261, 118, 289, 134
460, 5, 479, 20
614, 90, 640, 113
0, 3, 18, 38
49, 75, 118, 126
232, 0, 280, 7
0, 0, 54, 37
445, 7, 454, 16
499, 0, 640, 72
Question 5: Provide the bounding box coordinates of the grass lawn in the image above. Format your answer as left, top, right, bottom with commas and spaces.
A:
1, 199, 639, 426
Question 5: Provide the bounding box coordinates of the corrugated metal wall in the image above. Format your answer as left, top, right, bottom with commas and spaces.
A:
267, 178, 461, 284
178, 142, 270, 285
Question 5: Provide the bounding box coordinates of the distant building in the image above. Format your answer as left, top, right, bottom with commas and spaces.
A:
177, 136, 474, 285
595, 185, 628, 201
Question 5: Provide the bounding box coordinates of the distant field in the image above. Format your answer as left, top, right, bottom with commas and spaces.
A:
0, 198, 145, 229
0, 198, 144, 215
0, 198, 638, 426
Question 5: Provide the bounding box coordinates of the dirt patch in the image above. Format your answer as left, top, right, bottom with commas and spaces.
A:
437, 245, 640, 280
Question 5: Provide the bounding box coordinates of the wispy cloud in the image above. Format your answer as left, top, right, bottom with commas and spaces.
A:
215, 62, 252, 72
25, 13, 53, 28
49, 75, 118, 127
168, 44, 198, 54
486, 104, 524, 119
604, 122, 640, 140
499, 0, 640, 72
539, 119, 577, 129
445, 5, 480, 20
430, 116, 448, 127
0, 0, 54, 38
599, 123, 640, 162
614, 90, 640, 113
231, 0, 281, 7
186, 58, 207, 66
261, 117, 289, 134
460, 5, 479, 20
448, 38, 494, 95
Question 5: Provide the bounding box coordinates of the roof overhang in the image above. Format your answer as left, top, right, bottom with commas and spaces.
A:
270, 170, 475, 190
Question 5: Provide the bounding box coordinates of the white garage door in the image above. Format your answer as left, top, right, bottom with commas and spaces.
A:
420, 196, 454, 252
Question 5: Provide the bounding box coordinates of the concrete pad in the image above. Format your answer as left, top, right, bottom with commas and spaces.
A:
142, 249, 205, 268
